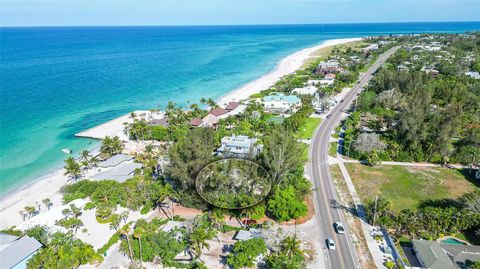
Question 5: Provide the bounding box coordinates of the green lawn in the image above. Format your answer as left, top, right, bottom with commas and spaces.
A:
329, 142, 337, 157
346, 164, 479, 213
296, 118, 321, 139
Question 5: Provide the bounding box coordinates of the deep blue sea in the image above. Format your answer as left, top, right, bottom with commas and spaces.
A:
1, 22, 479, 195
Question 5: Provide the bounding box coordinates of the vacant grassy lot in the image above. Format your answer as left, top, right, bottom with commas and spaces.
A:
303, 40, 370, 66
346, 163, 478, 213
296, 117, 321, 139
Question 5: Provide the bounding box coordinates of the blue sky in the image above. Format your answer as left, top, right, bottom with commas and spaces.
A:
0, 0, 479, 26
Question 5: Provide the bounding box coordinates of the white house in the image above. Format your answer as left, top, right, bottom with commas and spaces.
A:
263, 93, 302, 113
292, 85, 317, 96
361, 43, 379, 54
216, 135, 263, 158
319, 73, 336, 87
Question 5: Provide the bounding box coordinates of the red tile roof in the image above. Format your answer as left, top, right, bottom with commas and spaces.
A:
208, 107, 228, 117
190, 118, 203, 126
225, 102, 239, 111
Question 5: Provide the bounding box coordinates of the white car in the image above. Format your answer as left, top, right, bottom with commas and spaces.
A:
326, 238, 336, 250
334, 222, 345, 234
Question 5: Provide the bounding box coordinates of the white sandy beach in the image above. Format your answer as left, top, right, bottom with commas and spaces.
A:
0, 37, 362, 232
218, 37, 362, 105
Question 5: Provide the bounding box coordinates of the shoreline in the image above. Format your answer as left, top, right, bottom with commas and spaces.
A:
217, 37, 362, 105
0, 37, 362, 229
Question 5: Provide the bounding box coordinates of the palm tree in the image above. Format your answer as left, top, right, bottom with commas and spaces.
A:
129, 112, 137, 120
64, 157, 82, 181
79, 150, 91, 169
281, 236, 302, 258
89, 155, 99, 168
188, 227, 216, 261
42, 198, 52, 211
100, 136, 125, 158
120, 224, 134, 264
24, 206, 36, 218
133, 227, 145, 265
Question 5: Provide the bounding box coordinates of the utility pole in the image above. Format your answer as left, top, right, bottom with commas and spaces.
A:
373, 195, 378, 226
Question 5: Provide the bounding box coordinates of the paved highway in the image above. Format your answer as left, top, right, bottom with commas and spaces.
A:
308, 47, 399, 269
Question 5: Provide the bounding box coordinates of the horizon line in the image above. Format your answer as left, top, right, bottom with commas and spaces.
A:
1, 20, 480, 28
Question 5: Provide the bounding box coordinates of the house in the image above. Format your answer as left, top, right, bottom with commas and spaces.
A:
422, 67, 440, 76
208, 107, 228, 117
92, 162, 143, 183
263, 93, 302, 113
225, 101, 240, 112
216, 135, 263, 158
412, 239, 480, 269
0, 235, 42, 269
99, 154, 134, 168
397, 64, 409, 72
234, 229, 261, 241
200, 114, 220, 128
361, 43, 379, 54
319, 73, 336, 87
465, 71, 480, 79
190, 118, 203, 127
292, 85, 317, 96
148, 117, 169, 127
316, 61, 344, 75
307, 79, 321, 86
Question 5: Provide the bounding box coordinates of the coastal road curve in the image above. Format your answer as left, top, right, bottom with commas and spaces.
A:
308, 46, 399, 269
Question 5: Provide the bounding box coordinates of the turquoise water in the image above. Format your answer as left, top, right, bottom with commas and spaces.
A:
1, 22, 480, 195
441, 238, 467, 245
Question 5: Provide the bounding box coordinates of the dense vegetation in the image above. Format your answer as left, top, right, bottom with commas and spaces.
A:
344, 34, 480, 168
364, 190, 480, 243
196, 159, 271, 209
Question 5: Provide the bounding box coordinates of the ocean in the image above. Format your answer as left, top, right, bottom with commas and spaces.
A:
1, 22, 479, 195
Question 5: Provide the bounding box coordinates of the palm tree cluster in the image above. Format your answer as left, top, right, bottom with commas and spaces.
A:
100, 136, 124, 158
64, 149, 99, 181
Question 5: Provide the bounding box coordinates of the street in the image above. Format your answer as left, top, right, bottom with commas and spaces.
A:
307, 47, 399, 269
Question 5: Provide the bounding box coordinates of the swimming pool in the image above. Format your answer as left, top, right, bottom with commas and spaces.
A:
441, 238, 467, 245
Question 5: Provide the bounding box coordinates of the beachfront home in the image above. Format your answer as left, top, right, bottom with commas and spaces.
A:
292, 85, 317, 96
99, 154, 134, 168
148, 117, 169, 127
316, 61, 344, 75
92, 162, 142, 183
263, 93, 301, 113
216, 135, 263, 158
193, 102, 247, 128
0, 234, 42, 269
411, 239, 480, 269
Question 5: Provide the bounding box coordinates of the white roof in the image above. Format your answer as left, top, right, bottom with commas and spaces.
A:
92, 162, 142, 183
234, 229, 261, 241
292, 86, 317, 95
99, 154, 133, 168
0, 236, 42, 269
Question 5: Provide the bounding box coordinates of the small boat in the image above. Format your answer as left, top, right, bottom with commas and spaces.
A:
62, 148, 72, 154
